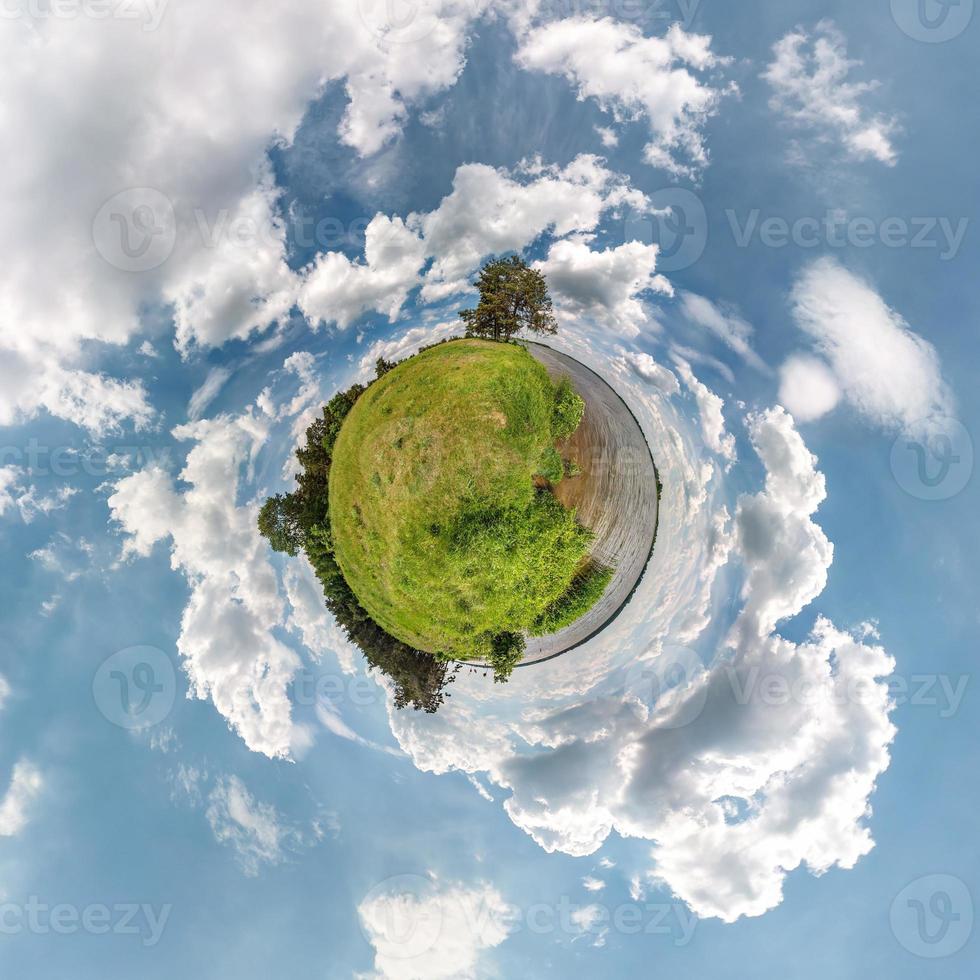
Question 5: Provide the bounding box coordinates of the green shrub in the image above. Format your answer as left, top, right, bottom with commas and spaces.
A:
530, 561, 613, 635
486, 631, 526, 681
552, 376, 585, 441
536, 446, 564, 484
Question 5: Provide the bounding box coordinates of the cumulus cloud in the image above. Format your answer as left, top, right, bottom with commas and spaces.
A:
516, 19, 733, 178
166, 165, 300, 355
358, 879, 513, 980
293, 155, 652, 327
595, 126, 618, 148
787, 258, 952, 433
298, 216, 427, 329
0, 467, 22, 518
107, 346, 370, 757
108, 415, 303, 758
0, 761, 43, 837
0, 0, 488, 433
778, 354, 841, 422
416, 155, 650, 301
107, 378, 305, 757
534, 239, 671, 335
733, 407, 831, 638
763, 22, 898, 166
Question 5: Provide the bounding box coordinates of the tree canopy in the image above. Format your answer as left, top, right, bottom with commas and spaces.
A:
458, 255, 558, 343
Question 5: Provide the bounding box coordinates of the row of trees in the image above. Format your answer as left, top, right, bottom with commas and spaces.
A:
259, 368, 457, 713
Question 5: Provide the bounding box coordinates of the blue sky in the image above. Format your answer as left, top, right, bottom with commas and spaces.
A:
0, 1, 977, 977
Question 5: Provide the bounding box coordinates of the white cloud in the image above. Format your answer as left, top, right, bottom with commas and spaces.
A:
205, 775, 294, 876
188, 367, 234, 421
673, 358, 736, 461
788, 258, 952, 433
0, 355, 155, 437
108, 412, 302, 758
778, 354, 841, 422
283, 558, 359, 675
167, 165, 300, 355
595, 126, 618, 148
107, 348, 368, 758
534, 238, 671, 335
358, 879, 513, 980
416, 155, 649, 301
763, 22, 898, 166
29, 533, 94, 581
678, 292, 767, 371
0, 761, 43, 837
581, 875, 605, 892
733, 407, 831, 638
298, 216, 426, 330
569, 903, 609, 946
618, 350, 681, 396
294, 154, 651, 326
0, 0, 487, 433
0, 466, 21, 517
516, 19, 732, 178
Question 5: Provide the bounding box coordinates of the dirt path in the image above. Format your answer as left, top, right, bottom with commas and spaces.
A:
517, 342, 659, 664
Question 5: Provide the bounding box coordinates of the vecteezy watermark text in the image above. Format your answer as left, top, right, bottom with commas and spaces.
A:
0, 440, 171, 479
360, 875, 697, 960
726, 210, 969, 261
0, 898, 171, 947
0, 0, 168, 32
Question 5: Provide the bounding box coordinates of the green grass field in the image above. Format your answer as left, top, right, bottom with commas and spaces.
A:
328, 338, 606, 662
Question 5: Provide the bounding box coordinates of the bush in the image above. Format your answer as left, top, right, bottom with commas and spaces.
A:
536, 446, 564, 484
552, 377, 585, 441
530, 561, 613, 635
486, 631, 526, 681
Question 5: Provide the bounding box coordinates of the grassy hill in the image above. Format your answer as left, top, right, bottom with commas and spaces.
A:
328, 338, 608, 668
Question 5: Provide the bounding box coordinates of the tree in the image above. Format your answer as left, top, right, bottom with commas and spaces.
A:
458, 255, 558, 342
375, 356, 396, 378
258, 494, 306, 557
486, 631, 525, 681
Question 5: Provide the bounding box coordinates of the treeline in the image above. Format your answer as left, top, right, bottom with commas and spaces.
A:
259, 364, 457, 713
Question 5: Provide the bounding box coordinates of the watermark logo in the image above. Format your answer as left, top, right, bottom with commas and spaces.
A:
624, 644, 707, 728
626, 189, 707, 272
93, 646, 176, 730
890, 874, 973, 957
357, 0, 450, 45
891, 0, 974, 42
359, 875, 444, 961
890, 416, 973, 500
92, 187, 176, 272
